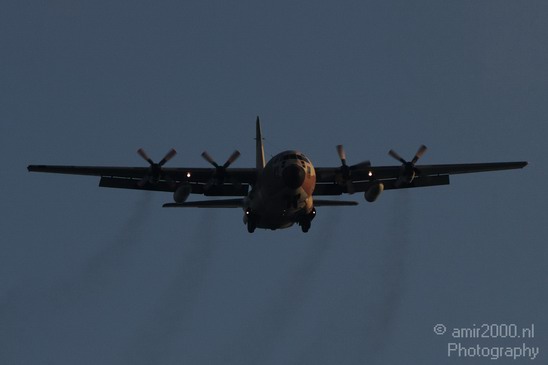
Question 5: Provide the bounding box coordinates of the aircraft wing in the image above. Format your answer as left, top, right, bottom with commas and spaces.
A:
314, 161, 527, 195
27, 165, 257, 196
313, 199, 358, 206
373, 161, 528, 179
163, 199, 245, 208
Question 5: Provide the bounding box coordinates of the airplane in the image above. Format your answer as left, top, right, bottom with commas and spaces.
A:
28, 117, 527, 233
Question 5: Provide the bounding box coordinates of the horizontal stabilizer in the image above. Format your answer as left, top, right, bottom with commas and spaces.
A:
163, 198, 244, 208
314, 199, 358, 206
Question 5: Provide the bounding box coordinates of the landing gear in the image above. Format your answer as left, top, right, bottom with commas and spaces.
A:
247, 220, 256, 233
300, 220, 311, 233
246, 211, 257, 233
298, 207, 316, 233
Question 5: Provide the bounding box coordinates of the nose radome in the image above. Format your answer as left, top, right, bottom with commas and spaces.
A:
282, 164, 305, 189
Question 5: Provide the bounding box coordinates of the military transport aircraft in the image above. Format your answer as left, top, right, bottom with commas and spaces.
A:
28, 118, 527, 232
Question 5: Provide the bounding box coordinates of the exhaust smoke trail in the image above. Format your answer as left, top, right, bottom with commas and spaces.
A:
270, 193, 412, 365
230, 208, 342, 364
128, 209, 221, 365
366, 190, 411, 363
58, 191, 154, 300
0, 191, 156, 365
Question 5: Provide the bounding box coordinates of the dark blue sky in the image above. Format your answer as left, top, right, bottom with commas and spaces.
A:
2, 1, 546, 364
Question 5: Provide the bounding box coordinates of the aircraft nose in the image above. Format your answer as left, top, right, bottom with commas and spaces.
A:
282, 164, 305, 189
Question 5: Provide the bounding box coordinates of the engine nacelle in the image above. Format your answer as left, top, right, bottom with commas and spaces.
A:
364, 182, 384, 203
396, 163, 416, 187
173, 183, 191, 203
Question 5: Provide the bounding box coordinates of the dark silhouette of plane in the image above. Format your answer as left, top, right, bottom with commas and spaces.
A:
28, 118, 527, 232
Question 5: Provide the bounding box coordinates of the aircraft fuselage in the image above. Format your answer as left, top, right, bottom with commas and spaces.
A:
243, 150, 316, 231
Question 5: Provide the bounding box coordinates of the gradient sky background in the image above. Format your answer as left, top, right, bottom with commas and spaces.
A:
1, 1, 547, 364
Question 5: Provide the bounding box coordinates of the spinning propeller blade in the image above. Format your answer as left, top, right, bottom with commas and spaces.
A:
201, 150, 241, 189
136, 148, 177, 186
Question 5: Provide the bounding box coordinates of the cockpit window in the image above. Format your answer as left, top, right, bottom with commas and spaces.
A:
281, 153, 310, 163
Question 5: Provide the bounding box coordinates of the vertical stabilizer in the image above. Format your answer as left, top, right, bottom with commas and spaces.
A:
256, 116, 266, 171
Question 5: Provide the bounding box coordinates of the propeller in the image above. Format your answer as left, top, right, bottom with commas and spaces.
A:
137, 148, 177, 186
388, 145, 427, 184
335, 144, 371, 194
201, 150, 241, 189
388, 144, 427, 165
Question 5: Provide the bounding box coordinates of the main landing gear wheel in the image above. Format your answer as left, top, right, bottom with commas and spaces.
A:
247, 216, 257, 233
299, 207, 315, 233
300, 220, 311, 233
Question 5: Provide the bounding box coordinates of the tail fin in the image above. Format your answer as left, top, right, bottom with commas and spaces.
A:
256, 116, 265, 171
